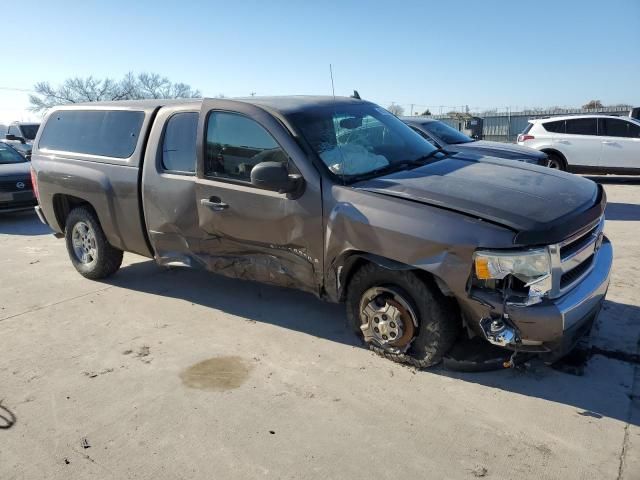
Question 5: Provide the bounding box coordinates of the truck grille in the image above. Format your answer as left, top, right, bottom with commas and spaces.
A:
560, 223, 599, 259
549, 217, 604, 298
560, 254, 595, 289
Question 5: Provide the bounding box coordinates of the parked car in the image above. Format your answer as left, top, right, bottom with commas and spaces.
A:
517, 115, 640, 173
30, 97, 612, 367
4, 121, 40, 158
0, 142, 37, 213
401, 117, 548, 165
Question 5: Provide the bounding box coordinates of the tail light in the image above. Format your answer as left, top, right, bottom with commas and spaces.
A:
518, 134, 535, 143
30, 166, 40, 202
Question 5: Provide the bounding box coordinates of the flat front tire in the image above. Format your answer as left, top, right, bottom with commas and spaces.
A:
65, 207, 123, 279
346, 264, 459, 368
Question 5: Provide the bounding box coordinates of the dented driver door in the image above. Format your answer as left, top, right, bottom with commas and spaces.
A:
192, 99, 324, 294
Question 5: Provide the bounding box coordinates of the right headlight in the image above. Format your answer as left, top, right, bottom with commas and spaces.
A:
474, 248, 552, 299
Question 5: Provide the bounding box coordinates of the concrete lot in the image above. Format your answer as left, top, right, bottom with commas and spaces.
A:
1, 178, 639, 480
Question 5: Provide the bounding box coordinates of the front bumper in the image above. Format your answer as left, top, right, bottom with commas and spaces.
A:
463, 238, 612, 358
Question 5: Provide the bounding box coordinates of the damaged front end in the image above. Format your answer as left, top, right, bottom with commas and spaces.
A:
463, 218, 611, 359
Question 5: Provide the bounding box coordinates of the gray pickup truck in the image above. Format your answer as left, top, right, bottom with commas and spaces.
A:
30, 96, 612, 367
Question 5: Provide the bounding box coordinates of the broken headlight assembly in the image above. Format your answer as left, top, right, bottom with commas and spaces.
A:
473, 248, 552, 305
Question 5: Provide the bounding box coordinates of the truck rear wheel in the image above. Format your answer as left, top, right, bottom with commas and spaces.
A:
64, 207, 123, 279
346, 264, 459, 368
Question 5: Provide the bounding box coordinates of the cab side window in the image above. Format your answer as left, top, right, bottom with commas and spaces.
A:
8, 125, 20, 137
162, 112, 198, 173
204, 112, 287, 182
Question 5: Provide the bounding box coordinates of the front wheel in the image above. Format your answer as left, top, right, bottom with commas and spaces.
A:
65, 207, 123, 279
346, 264, 459, 368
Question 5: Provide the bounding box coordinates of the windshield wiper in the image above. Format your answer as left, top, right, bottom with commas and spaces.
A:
410, 147, 448, 164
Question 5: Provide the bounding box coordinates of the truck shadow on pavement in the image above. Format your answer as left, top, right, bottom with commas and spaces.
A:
105, 260, 639, 426
107, 260, 357, 346
604, 202, 640, 221
588, 176, 640, 185
0, 211, 52, 236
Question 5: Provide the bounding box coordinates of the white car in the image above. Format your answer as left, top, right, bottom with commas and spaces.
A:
517, 114, 640, 174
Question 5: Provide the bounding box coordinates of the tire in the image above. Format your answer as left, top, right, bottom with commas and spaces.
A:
64, 206, 123, 279
545, 152, 566, 170
346, 263, 459, 369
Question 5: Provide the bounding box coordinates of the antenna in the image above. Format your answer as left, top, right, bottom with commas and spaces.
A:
329, 64, 336, 100
329, 64, 346, 182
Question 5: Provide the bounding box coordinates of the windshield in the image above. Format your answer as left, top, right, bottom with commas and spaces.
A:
423, 121, 473, 145
288, 104, 438, 180
19, 124, 40, 140
0, 143, 27, 164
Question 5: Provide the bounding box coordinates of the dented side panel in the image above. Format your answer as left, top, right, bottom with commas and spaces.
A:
193, 179, 322, 293
142, 100, 324, 294
322, 184, 516, 302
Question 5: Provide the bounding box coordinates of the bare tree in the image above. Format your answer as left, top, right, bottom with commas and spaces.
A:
387, 104, 404, 116
582, 99, 603, 110
29, 72, 201, 112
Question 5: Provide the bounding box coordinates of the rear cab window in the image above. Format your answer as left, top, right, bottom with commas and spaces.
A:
38, 110, 145, 158
162, 112, 198, 173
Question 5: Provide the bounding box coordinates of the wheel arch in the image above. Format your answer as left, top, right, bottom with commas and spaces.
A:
334, 251, 452, 302
540, 148, 568, 169
52, 194, 97, 232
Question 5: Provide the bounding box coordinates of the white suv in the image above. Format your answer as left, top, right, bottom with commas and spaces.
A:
517, 114, 640, 174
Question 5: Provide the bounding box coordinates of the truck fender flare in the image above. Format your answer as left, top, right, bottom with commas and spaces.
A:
334, 252, 416, 302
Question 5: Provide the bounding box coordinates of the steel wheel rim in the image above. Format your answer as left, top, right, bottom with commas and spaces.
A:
71, 221, 97, 266
358, 286, 418, 353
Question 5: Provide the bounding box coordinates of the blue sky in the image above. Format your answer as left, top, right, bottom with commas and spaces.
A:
1, 0, 638, 122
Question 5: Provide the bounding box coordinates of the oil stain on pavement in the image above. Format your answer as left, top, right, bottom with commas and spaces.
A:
180, 356, 253, 391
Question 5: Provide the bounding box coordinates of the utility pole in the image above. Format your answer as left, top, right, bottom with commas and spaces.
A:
410, 104, 414, 116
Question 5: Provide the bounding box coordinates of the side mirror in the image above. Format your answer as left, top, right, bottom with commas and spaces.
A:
5, 134, 25, 144
250, 162, 304, 194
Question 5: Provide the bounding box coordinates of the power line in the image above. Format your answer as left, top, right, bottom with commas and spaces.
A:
0, 86, 35, 93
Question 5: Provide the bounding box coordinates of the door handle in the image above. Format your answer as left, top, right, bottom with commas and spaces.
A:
601, 140, 616, 145
200, 197, 229, 211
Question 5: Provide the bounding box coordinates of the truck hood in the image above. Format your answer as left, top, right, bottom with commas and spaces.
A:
446, 140, 546, 161
354, 154, 601, 241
